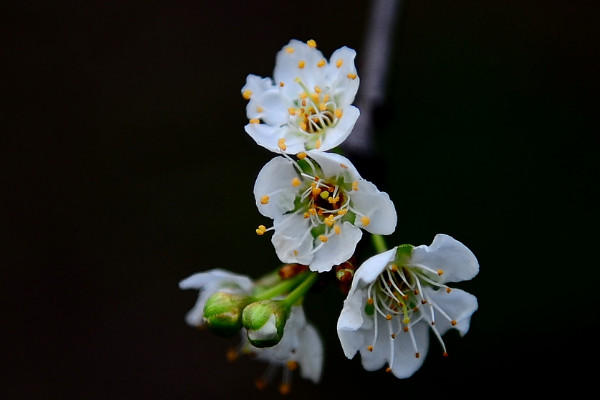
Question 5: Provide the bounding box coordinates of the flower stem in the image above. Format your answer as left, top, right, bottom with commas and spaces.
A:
282, 272, 319, 307
371, 233, 388, 253
252, 272, 308, 302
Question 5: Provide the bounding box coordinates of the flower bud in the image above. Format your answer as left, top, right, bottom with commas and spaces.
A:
242, 300, 290, 348
203, 291, 250, 338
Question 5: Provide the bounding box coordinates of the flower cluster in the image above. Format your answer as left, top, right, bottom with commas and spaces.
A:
180, 39, 479, 394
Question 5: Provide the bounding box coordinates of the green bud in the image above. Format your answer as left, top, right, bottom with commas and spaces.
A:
242, 300, 290, 348
203, 291, 250, 338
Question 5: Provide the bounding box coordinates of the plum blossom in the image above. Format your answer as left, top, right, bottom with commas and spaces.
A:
337, 234, 479, 378
254, 150, 397, 273
242, 39, 360, 154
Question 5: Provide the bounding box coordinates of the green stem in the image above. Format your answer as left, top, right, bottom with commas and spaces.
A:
282, 272, 319, 307
252, 271, 308, 302
371, 233, 388, 253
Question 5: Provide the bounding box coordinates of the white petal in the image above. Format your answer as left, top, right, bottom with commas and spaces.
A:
253, 89, 290, 126
253, 156, 298, 218
318, 105, 360, 151
309, 222, 362, 272
337, 288, 371, 359
306, 150, 361, 181
244, 122, 285, 153
421, 287, 478, 336
274, 40, 326, 98
352, 248, 397, 287
241, 75, 274, 101
388, 321, 430, 378
298, 320, 324, 383
350, 180, 397, 235
271, 212, 313, 265
325, 46, 360, 105
411, 234, 479, 283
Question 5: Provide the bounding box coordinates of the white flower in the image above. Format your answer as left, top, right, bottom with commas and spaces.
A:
337, 234, 479, 379
178, 269, 253, 327
254, 150, 397, 273
242, 39, 360, 154
236, 305, 323, 394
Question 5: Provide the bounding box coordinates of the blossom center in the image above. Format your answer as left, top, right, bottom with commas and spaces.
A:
290, 79, 341, 137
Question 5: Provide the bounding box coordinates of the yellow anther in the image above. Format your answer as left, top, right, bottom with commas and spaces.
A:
336, 59, 343, 68
352, 181, 359, 191
437, 269, 444, 276
317, 59, 326, 68
404, 326, 409, 332
337, 208, 347, 215
314, 85, 322, 93
319, 235, 328, 243
319, 102, 327, 111
335, 108, 343, 118
311, 186, 321, 196
347, 72, 357, 80
297, 152, 307, 159
324, 215, 335, 226
320, 191, 330, 199
300, 122, 307, 131
278, 138, 287, 151
315, 139, 322, 149
303, 212, 310, 219
386, 314, 392, 321
292, 177, 301, 187
323, 94, 329, 102
367, 345, 374, 352
451, 320, 457, 326
302, 99, 307, 107
287, 360, 299, 370
256, 225, 267, 235
293, 250, 299, 256
328, 196, 339, 204
298, 60, 306, 69
367, 298, 374, 305
226, 347, 238, 362
279, 383, 291, 395
386, 367, 392, 372
260, 195, 269, 204
299, 92, 308, 99
311, 92, 319, 101
403, 317, 410, 324
391, 264, 399, 272
256, 106, 263, 113
361, 216, 370, 226
249, 118, 260, 124
279, 81, 285, 87
242, 89, 252, 100
308, 208, 317, 216
334, 225, 341, 234
340, 163, 348, 169
288, 107, 296, 116
285, 46, 294, 53
307, 39, 317, 48
446, 287, 452, 293
255, 379, 268, 390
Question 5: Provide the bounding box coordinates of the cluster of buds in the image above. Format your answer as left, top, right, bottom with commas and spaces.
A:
180, 39, 480, 393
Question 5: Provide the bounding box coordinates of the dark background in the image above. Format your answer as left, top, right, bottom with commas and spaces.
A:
3, 1, 598, 399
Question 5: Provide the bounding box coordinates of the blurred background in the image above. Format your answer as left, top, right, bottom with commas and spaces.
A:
3, 0, 598, 398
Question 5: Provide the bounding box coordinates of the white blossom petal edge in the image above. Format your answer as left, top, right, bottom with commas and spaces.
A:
178, 269, 253, 327
245, 305, 323, 385
242, 39, 360, 154
254, 150, 397, 272
337, 234, 479, 379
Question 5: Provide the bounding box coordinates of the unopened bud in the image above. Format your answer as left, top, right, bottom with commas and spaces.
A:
203, 292, 250, 338
242, 300, 290, 348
